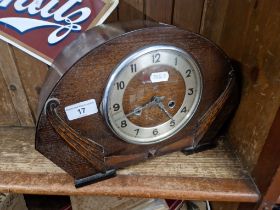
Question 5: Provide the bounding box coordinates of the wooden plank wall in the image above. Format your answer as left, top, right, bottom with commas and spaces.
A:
0, 0, 279, 208
219, 0, 280, 172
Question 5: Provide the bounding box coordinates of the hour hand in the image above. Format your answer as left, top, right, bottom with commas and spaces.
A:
126, 106, 143, 117
125, 96, 165, 117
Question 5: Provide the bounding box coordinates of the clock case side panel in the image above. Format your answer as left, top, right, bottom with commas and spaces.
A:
182, 42, 240, 153
35, 21, 171, 180
36, 23, 238, 183
183, 79, 239, 154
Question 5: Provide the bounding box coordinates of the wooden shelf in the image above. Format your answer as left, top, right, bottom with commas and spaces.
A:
0, 127, 259, 202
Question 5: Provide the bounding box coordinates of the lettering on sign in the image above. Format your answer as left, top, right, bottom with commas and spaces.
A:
0, 0, 91, 44
0, 0, 119, 65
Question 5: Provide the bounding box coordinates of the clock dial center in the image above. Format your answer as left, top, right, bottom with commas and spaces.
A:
123, 65, 185, 128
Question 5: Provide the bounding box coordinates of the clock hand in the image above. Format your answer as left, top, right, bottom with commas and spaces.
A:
156, 101, 173, 120
126, 96, 165, 117
125, 106, 144, 117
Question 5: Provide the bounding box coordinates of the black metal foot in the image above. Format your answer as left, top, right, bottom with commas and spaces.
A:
181, 142, 217, 156
74, 169, 117, 188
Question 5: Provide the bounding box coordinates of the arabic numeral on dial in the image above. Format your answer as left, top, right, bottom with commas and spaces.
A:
113, 103, 120, 111
188, 88, 194, 95
185, 69, 191, 77
121, 120, 127, 128
170, 120, 175, 127
175, 57, 178, 66
130, 64, 137, 73
152, 53, 160, 63
134, 129, 139, 135
153, 129, 159, 136
77, 108, 85, 114
116, 81, 125, 90
181, 107, 187, 113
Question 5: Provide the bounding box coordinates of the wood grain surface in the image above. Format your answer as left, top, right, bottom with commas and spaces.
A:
173, 0, 205, 32
0, 0, 278, 207
0, 127, 258, 202
202, 1, 280, 209
70, 196, 167, 210
36, 22, 235, 180
145, 0, 173, 24
238, 108, 280, 210
0, 41, 34, 127
12, 47, 48, 119
105, 5, 118, 23
220, 0, 280, 172
118, 0, 144, 21
200, 0, 229, 43
0, 65, 19, 126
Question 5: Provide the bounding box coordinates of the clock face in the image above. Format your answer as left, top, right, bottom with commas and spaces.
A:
102, 45, 202, 144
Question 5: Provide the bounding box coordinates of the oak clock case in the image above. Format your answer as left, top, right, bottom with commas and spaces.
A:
36, 21, 237, 187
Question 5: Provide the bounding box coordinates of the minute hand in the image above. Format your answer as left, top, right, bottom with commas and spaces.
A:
157, 102, 173, 120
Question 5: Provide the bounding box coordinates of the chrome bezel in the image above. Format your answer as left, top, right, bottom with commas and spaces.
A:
102, 45, 203, 145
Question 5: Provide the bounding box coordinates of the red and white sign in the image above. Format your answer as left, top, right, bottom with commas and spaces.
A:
0, 0, 118, 65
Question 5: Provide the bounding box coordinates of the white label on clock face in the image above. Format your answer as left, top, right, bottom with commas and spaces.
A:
150, 71, 169, 83
65, 99, 98, 121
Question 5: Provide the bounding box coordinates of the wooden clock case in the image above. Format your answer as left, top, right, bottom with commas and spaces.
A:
35, 20, 238, 187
